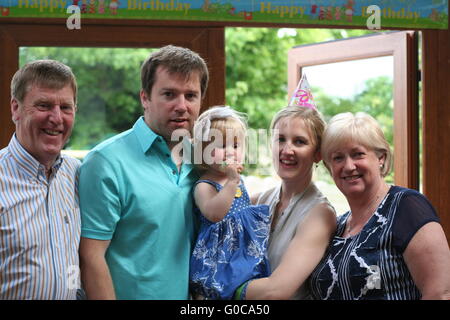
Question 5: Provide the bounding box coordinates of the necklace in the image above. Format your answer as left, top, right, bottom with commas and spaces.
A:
345, 186, 387, 236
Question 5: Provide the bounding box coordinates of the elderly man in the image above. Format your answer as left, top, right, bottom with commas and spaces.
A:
0, 60, 81, 299
79, 45, 209, 299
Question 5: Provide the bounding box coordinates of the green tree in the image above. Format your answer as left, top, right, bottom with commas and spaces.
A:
225, 28, 375, 131
316, 76, 394, 145
20, 28, 386, 154
225, 28, 387, 176
314, 76, 394, 183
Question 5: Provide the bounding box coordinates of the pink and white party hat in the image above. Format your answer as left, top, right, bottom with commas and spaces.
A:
289, 73, 317, 110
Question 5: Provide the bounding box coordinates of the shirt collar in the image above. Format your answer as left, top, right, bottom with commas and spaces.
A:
8, 133, 64, 179
133, 116, 163, 154
132, 117, 196, 175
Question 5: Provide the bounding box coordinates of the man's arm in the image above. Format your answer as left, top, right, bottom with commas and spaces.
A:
78, 150, 121, 299
79, 237, 116, 300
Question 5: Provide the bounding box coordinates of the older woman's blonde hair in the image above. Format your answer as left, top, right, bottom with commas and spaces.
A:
270, 106, 326, 152
321, 112, 392, 177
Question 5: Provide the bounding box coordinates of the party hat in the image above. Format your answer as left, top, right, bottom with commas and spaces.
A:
289, 73, 317, 110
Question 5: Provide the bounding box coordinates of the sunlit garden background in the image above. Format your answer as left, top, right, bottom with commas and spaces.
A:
20, 27, 398, 214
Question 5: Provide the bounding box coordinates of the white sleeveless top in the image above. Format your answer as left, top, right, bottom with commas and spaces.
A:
256, 182, 333, 300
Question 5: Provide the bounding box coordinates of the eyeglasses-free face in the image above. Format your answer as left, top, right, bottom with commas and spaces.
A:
329, 142, 385, 200
11, 84, 76, 169
272, 117, 320, 183
141, 66, 202, 149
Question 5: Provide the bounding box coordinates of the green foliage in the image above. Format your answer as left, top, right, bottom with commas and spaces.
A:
225, 28, 376, 131
226, 28, 287, 131
19, 28, 393, 174
225, 28, 394, 177
316, 76, 394, 145
314, 76, 395, 183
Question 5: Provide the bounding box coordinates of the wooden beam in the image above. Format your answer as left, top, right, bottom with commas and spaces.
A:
422, 28, 450, 246
0, 28, 18, 147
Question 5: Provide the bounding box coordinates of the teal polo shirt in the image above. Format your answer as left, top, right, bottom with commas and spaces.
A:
79, 117, 198, 300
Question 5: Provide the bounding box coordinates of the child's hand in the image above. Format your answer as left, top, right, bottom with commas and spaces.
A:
220, 161, 243, 182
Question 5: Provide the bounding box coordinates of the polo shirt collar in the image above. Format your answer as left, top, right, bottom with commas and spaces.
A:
132, 117, 196, 175
8, 133, 64, 179
133, 116, 161, 154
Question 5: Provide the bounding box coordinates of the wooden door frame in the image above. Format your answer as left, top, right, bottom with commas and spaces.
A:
288, 31, 419, 190
421, 29, 450, 245
0, 22, 225, 148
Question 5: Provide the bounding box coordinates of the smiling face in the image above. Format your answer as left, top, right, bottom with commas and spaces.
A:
272, 116, 320, 183
11, 84, 76, 168
210, 135, 244, 167
141, 66, 201, 149
328, 140, 385, 200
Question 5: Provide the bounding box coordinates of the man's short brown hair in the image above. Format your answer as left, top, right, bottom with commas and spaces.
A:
141, 45, 209, 99
11, 59, 77, 104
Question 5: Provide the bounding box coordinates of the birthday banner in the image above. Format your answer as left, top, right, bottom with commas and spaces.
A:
0, 0, 448, 29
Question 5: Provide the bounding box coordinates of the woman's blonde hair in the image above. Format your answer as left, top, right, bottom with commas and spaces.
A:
270, 106, 326, 151
192, 106, 247, 171
321, 112, 392, 177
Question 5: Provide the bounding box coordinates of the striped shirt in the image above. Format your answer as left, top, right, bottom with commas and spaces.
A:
0, 134, 81, 299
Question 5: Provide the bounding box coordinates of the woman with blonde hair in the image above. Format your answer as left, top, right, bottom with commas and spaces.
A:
235, 105, 336, 300
309, 112, 450, 300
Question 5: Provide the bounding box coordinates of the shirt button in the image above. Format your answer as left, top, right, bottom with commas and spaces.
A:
172, 170, 177, 175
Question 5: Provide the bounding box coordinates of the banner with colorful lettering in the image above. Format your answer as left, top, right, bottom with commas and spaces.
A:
0, 0, 448, 29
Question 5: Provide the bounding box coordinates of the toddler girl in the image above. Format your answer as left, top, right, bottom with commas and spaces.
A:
189, 106, 271, 300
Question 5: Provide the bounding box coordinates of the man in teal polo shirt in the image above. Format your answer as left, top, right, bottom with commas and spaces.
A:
78, 45, 209, 299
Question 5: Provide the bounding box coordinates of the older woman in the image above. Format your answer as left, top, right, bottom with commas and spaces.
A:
309, 112, 450, 300
235, 106, 336, 300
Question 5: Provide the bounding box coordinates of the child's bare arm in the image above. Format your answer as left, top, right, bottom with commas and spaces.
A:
194, 164, 242, 223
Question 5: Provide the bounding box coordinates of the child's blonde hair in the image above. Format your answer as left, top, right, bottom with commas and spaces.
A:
193, 106, 247, 171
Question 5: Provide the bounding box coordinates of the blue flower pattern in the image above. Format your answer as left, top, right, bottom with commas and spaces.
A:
190, 179, 271, 300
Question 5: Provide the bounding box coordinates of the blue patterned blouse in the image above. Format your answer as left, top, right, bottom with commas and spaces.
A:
308, 186, 440, 300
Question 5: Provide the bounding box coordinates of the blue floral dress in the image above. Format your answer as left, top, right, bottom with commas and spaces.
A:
189, 179, 271, 300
